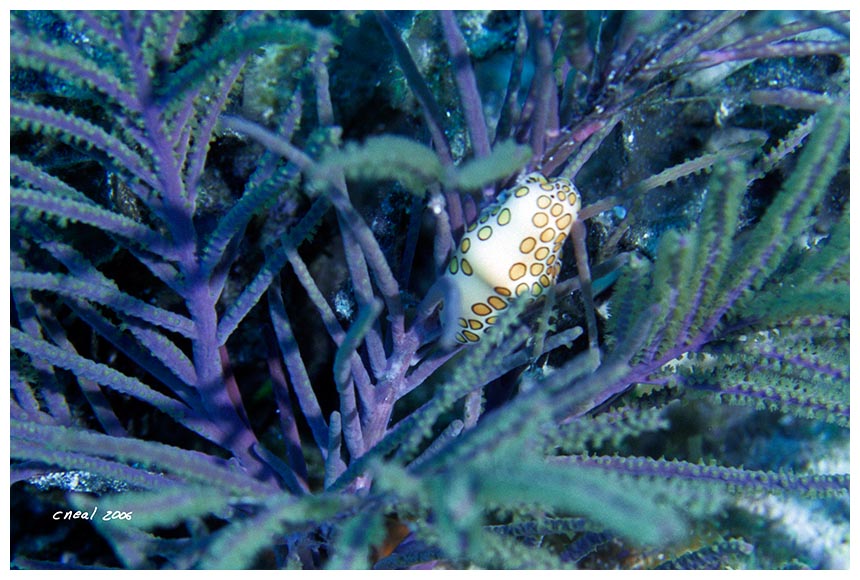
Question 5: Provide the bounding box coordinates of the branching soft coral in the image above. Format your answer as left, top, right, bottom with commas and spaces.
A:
10, 10, 849, 570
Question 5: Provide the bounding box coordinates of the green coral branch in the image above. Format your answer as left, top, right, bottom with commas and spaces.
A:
486, 517, 594, 538
325, 508, 385, 570
11, 271, 194, 338
739, 280, 848, 327
196, 494, 353, 569
656, 537, 754, 569
156, 19, 330, 106
634, 139, 761, 196
318, 136, 532, 194
476, 455, 691, 546
13, 440, 170, 490
546, 402, 673, 454
10, 328, 197, 427
10, 100, 159, 190
11, 154, 91, 202
563, 454, 848, 498
721, 105, 848, 309
11, 420, 272, 496
691, 378, 848, 427
752, 113, 816, 180
70, 485, 234, 530
11, 188, 173, 257
10, 27, 138, 112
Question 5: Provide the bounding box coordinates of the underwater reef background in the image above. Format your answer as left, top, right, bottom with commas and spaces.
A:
9, 10, 849, 569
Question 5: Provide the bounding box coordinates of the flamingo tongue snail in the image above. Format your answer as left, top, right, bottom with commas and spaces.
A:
440, 172, 582, 345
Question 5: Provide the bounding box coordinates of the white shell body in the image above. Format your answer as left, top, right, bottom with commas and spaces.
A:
443, 172, 581, 344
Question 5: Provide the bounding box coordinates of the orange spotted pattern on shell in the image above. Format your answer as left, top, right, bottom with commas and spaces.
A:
443, 172, 581, 344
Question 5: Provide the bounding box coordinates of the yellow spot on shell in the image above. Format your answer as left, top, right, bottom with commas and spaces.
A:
520, 237, 536, 254
540, 228, 556, 243
556, 214, 572, 230
486, 316, 498, 325
472, 303, 492, 316
530, 262, 544, 276
531, 282, 543, 296
551, 203, 563, 217
535, 247, 549, 261
547, 254, 557, 265
461, 258, 473, 276
463, 330, 480, 342
532, 212, 549, 227
494, 286, 512, 297
478, 226, 493, 240
468, 319, 483, 330
515, 186, 530, 197
540, 183, 555, 191
558, 191, 567, 201
456, 334, 467, 344
509, 262, 527, 280
556, 232, 567, 244
540, 274, 551, 287
537, 195, 551, 209
458, 318, 468, 328
487, 296, 507, 310
467, 222, 477, 232
448, 257, 458, 274
497, 207, 511, 226
460, 238, 471, 253
516, 282, 529, 296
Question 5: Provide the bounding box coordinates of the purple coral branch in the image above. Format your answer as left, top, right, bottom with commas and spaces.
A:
10, 287, 72, 425
118, 12, 195, 254
10, 328, 209, 437
12, 440, 172, 490
521, 11, 555, 163
159, 10, 186, 62
12, 420, 276, 496
643, 11, 745, 77
12, 271, 195, 338
33, 235, 199, 403
10, 369, 43, 422
11, 101, 159, 190
335, 217, 388, 377
264, 329, 310, 491
69, 301, 200, 407
184, 59, 246, 206
170, 96, 196, 161
11, 34, 140, 113
310, 42, 386, 360
282, 239, 376, 419
37, 308, 128, 438
494, 13, 528, 145
215, 195, 330, 345
71, 11, 124, 51
312, 40, 336, 127
185, 278, 280, 486
439, 11, 490, 159
268, 283, 330, 458
11, 155, 86, 200
11, 189, 174, 257
697, 40, 850, 66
